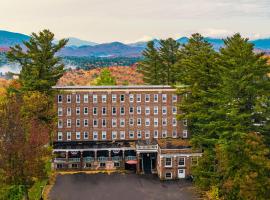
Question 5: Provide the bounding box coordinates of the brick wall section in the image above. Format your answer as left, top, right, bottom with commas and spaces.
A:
54, 87, 188, 142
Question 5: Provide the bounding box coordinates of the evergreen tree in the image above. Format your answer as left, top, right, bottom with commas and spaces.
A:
138, 41, 162, 84
7, 29, 68, 93
159, 38, 180, 84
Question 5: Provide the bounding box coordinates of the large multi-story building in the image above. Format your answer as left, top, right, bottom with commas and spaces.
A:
52, 85, 201, 180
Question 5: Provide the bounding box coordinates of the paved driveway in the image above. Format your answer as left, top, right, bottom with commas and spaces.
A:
49, 173, 199, 200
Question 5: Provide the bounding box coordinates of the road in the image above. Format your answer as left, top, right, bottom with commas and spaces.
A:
49, 173, 200, 200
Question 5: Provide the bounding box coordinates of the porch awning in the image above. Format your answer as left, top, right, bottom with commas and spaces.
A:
126, 160, 137, 165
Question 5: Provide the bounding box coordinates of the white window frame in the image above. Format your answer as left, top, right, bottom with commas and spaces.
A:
120, 131, 125, 139
178, 157, 185, 166
145, 118, 150, 126
154, 106, 158, 115
84, 119, 88, 127
120, 107, 125, 115
102, 94, 107, 103
165, 157, 172, 167
173, 130, 177, 138
120, 94, 125, 102
57, 132, 63, 141
129, 131, 134, 139
172, 118, 177, 126
76, 119, 80, 127
137, 130, 142, 139
76, 132, 80, 140
67, 132, 71, 141
93, 119, 98, 127
183, 130, 188, 138
76, 107, 80, 115
129, 107, 134, 114
165, 172, 172, 179
93, 94, 98, 103
112, 107, 116, 115
102, 107, 107, 115
154, 118, 158, 127
58, 95, 63, 103
67, 119, 71, 128
154, 94, 158, 102
67, 107, 71, 116
136, 94, 141, 102
172, 106, 177, 115
145, 130, 150, 139
83, 94, 88, 103
137, 118, 141, 126
154, 130, 158, 138
120, 118, 125, 127
172, 94, 177, 102
93, 107, 97, 115
76, 94, 80, 103
112, 131, 117, 140
84, 131, 89, 140
162, 130, 167, 138
183, 119, 188, 126
66, 95, 71, 103
93, 131, 98, 140
145, 107, 150, 115
162, 118, 167, 126
58, 119, 63, 128
162, 106, 167, 115
145, 94, 150, 102
129, 94, 134, 102
102, 131, 107, 140
58, 107, 63, 116
129, 118, 134, 126
112, 94, 117, 103
112, 118, 117, 127
84, 107, 88, 115
102, 119, 106, 127
162, 94, 167, 102
137, 106, 141, 114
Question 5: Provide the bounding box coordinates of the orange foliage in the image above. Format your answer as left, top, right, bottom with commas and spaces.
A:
57, 66, 144, 86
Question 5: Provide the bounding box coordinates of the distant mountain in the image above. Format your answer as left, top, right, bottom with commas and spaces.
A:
0, 30, 30, 47
1, 30, 270, 57
65, 37, 98, 47
59, 42, 144, 57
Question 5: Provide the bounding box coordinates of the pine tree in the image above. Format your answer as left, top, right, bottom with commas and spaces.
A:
159, 38, 180, 84
138, 41, 162, 84
7, 29, 68, 93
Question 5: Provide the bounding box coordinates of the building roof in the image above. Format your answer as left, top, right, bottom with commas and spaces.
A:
157, 138, 191, 149
52, 85, 174, 90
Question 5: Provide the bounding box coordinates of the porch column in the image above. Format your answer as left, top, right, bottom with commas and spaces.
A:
136, 152, 140, 174
94, 150, 97, 161
108, 150, 111, 161
122, 150, 125, 160
80, 151, 83, 170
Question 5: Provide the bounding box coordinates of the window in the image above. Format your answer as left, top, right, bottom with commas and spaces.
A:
154, 130, 158, 138
137, 130, 142, 139
67, 95, 71, 103
112, 107, 116, 115
76, 132, 80, 140
172, 118, 177, 126
85, 163, 91, 168
145, 94, 150, 102
154, 94, 158, 102
102, 119, 106, 127
129, 107, 134, 114
76, 94, 80, 103
102, 107, 106, 115
102, 95, 107, 103
137, 118, 141, 126
145, 107, 150, 115
136, 94, 141, 102
58, 95, 62, 103
172, 94, 177, 102
162, 118, 167, 126
100, 162, 106, 167
76, 119, 80, 127
67, 107, 71, 116
120, 107, 125, 115
162, 106, 167, 115
83, 94, 88, 103
129, 94, 134, 102
93, 131, 98, 140
112, 94, 117, 103
154, 106, 158, 115
102, 131, 106, 140
57, 132, 62, 141
84, 119, 88, 127
93, 107, 97, 115
120, 131, 125, 139
58, 119, 63, 128
114, 162, 120, 167
58, 107, 63, 116
120, 94, 125, 102
183, 130, 188, 138
178, 157, 185, 166
84, 131, 89, 140
173, 130, 177, 138
162, 130, 167, 138
84, 107, 88, 115
76, 107, 80, 115
183, 119, 187, 126
165, 172, 172, 179
137, 106, 141, 114
162, 94, 167, 102
112, 131, 117, 140
67, 119, 71, 128
172, 106, 177, 115
93, 119, 98, 127
93, 95, 98, 103
120, 119, 125, 127
112, 119, 117, 127
154, 118, 158, 127
129, 118, 134, 126
165, 157, 172, 167
129, 131, 134, 139
145, 118, 150, 126
67, 132, 71, 141
145, 130, 150, 139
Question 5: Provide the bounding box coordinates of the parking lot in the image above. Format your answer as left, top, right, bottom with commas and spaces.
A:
49, 173, 200, 200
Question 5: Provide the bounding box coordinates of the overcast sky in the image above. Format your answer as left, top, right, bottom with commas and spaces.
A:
1, 0, 270, 43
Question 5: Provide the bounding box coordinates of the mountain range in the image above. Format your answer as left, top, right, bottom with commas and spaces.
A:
0, 30, 270, 57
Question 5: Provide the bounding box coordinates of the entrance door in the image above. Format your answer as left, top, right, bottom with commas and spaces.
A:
142, 153, 152, 174
178, 169, 185, 178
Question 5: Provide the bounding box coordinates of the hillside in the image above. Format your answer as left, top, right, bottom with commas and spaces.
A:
57, 66, 144, 86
